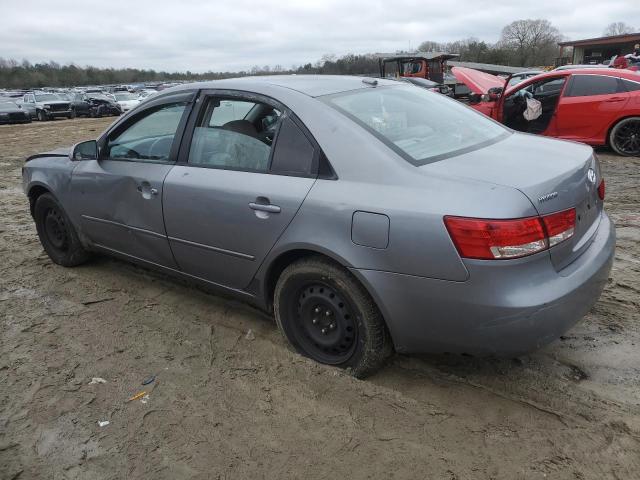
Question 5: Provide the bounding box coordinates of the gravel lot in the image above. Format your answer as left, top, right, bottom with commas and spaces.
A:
1, 118, 639, 480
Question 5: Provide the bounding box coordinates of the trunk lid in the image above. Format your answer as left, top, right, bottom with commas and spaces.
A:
423, 133, 603, 270
451, 67, 505, 94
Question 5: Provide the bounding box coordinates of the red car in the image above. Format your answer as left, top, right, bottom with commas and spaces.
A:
453, 67, 640, 156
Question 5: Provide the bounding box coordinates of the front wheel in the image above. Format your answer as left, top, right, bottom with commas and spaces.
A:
274, 257, 392, 378
34, 193, 91, 267
609, 117, 640, 156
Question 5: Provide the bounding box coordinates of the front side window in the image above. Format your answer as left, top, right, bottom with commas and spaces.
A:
565, 75, 622, 97
326, 85, 507, 165
106, 103, 186, 162
188, 97, 281, 172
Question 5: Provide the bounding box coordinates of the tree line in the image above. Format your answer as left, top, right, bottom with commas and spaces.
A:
1, 20, 636, 89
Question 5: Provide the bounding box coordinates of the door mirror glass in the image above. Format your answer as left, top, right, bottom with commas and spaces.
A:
71, 140, 98, 161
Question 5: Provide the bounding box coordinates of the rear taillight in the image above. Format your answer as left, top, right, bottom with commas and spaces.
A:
444, 208, 576, 260
541, 208, 576, 247
597, 179, 605, 200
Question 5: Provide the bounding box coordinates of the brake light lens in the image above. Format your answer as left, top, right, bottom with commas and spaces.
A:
444, 208, 576, 260
541, 208, 576, 247
597, 179, 605, 200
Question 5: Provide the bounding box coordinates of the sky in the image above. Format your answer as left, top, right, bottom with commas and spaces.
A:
0, 0, 638, 72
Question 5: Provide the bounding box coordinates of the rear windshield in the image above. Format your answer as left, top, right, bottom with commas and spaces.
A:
325, 85, 508, 165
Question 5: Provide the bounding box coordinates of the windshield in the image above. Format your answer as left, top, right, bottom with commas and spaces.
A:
115, 92, 137, 101
326, 85, 508, 165
34, 93, 61, 102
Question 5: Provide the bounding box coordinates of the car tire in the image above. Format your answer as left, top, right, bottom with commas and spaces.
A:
274, 256, 393, 378
34, 193, 91, 267
609, 117, 640, 157
69, 108, 76, 119
37, 110, 48, 121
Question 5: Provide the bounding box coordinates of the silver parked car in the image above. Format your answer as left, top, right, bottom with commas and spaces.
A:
22, 75, 615, 377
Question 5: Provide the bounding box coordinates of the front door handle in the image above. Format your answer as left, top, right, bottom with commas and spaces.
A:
136, 182, 158, 199
605, 97, 625, 102
249, 202, 281, 213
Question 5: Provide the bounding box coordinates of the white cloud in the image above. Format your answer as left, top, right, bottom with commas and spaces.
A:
0, 0, 637, 71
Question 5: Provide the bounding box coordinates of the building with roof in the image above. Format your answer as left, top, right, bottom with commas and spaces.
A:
557, 33, 640, 66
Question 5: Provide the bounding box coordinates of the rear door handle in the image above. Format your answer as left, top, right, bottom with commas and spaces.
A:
249, 202, 281, 213
605, 97, 625, 102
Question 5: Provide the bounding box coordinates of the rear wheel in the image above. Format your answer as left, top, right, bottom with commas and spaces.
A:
37, 110, 48, 121
609, 117, 640, 156
68, 108, 76, 119
274, 257, 392, 378
34, 193, 90, 267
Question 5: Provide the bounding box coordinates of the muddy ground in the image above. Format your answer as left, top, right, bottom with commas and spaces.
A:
0, 117, 639, 480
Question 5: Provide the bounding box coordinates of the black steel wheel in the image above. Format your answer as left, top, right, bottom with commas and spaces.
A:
44, 207, 69, 251
274, 256, 393, 377
610, 117, 640, 156
34, 193, 90, 267
292, 282, 358, 364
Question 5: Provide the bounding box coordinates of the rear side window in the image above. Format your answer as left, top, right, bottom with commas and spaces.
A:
188, 97, 281, 172
209, 100, 256, 126
565, 75, 622, 97
269, 117, 316, 176
621, 79, 640, 92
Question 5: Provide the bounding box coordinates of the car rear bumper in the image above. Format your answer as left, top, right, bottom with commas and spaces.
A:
353, 212, 615, 356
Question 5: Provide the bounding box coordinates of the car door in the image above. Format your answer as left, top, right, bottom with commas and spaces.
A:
21, 94, 36, 118
75, 94, 90, 116
554, 74, 629, 142
162, 91, 318, 290
69, 91, 194, 267
498, 76, 567, 136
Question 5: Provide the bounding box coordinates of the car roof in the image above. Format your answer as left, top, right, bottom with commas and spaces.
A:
169, 75, 399, 97
504, 67, 640, 94
554, 64, 609, 70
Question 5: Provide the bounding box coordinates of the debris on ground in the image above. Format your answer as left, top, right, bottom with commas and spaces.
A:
127, 391, 147, 402
88, 377, 107, 385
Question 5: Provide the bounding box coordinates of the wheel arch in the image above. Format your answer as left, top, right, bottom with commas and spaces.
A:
260, 245, 396, 346
27, 183, 54, 217
606, 114, 640, 147
262, 247, 350, 310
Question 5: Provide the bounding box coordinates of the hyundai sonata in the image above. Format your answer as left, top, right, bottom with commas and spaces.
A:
22, 75, 615, 377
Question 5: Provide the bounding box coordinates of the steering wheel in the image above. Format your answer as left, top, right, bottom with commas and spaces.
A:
114, 147, 140, 159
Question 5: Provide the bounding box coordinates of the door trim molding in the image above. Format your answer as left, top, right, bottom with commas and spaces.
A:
81, 215, 166, 239
168, 236, 255, 260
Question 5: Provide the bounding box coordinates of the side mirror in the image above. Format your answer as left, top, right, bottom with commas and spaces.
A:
71, 140, 98, 161
488, 87, 503, 101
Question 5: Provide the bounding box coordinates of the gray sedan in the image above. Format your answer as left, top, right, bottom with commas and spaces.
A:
22, 75, 615, 377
